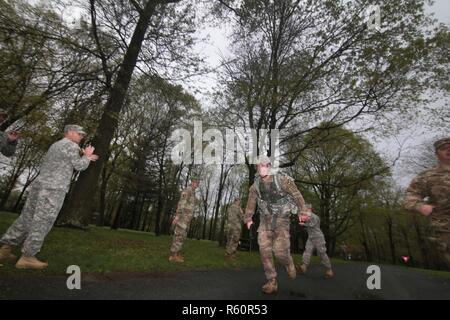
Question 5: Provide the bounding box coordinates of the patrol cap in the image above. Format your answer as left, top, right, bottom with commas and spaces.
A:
190, 174, 201, 182
256, 155, 271, 165
64, 124, 87, 135
434, 138, 450, 151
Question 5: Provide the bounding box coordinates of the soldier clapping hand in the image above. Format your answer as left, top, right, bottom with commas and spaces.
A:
418, 204, 435, 216
82, 145, 99, 161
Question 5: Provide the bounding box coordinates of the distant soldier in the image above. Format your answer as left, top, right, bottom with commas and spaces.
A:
169, 176, 201, 263
404, 138, 450, 267
296, 206, 334, 278
225, 197, 244, 260
0, 125, 98, 269
245, 155, 308, 294
0, 109, 19, 157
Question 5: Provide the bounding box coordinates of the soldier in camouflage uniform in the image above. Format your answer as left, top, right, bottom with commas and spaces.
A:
169, 177, 200, 263
296, 206, 334, 278
225, 197, 244, 260
0, 109, 19, 157
0, 125, 98, 269
403, 138, 450, 268
245, 155, 308, 294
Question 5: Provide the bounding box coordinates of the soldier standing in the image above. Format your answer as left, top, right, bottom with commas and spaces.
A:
296, 206, 334, 278
225, 197, 244, 260
0, 125, 98, 269
0, 109, 19, 157
245, 155, 308, 294
169, 176, 200, 263
403, 138, 450, 268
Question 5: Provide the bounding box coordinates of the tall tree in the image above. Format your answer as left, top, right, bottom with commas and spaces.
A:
58, 0, 201, 227
212, 0, 449, 185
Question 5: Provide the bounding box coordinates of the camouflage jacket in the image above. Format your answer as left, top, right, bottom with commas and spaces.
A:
175, 185, 198, 229
35, 138, 90, 192
404, 164, 450, 217
302, 213, 326, 240
0, 131, 17, 157
227, 203, 244, 232
245, 174, 307, 230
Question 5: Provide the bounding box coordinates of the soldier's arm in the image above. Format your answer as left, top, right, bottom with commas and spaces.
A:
305, 213, 320, 228
280, 176, 307, 214
244, 185, 258, 223
0, 132, 17, 157
62, 144, 90, 171
403, 174, 428, 212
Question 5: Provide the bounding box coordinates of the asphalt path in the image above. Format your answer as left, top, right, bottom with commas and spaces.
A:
1, 262, 449, 300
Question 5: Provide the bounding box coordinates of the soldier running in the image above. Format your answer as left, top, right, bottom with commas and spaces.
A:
245, 155, 308, 294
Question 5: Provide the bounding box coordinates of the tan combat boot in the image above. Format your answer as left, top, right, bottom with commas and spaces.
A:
296, 263, 307, 274
0, 245, 17, 262
15, 256, 48, 270
324, 269, 334, 278
286, 261, 296, 279
169, 253, 184, 263
261, 279, 278, 294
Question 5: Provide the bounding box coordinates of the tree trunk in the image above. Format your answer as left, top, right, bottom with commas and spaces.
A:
386, 215, 397, 264
111, 191, 126, 230
57, 0, 160, 228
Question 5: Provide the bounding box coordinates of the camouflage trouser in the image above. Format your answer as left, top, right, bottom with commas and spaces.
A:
258, 228, 293, 280
170, 225, 187, 254
302, 237, 332, 269
0, 184, 66, 257
430, 230, 450, 268
225, 228, 241, 256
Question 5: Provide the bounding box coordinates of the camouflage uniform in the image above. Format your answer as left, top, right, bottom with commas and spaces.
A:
301, 213, 332, 269
170, 185, 198, 254
0, 131, 17, 157
225, 202, 244, 256
0, 138, 91, 256
404, 163, 450, 266
245, 173, 307, 280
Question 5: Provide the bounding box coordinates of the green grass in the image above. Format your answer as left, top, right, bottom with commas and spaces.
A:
0, 212, 329, 275
0, 212, 400, 276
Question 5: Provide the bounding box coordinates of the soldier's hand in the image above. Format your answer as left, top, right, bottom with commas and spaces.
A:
246, 221, 253, 229
418, 204, 434, 216
88, 154, 99, 161
83, 145, 95, 156
6, 131, 19, 142
299, 215, 310, 224
172, 216, 179, 225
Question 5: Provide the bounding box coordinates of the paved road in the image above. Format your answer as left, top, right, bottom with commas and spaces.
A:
1, 262, 449, 300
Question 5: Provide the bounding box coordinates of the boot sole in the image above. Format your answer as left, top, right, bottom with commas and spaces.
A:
262, 290, 278, 294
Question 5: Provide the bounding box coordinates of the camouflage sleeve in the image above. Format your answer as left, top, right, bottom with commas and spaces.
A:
65, 143, 90, 171
0, 132, 17, 157
305, 213, 320, 228
280, 175, 307, 214
404, 174, 428, 212
244, 184, 258, 223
